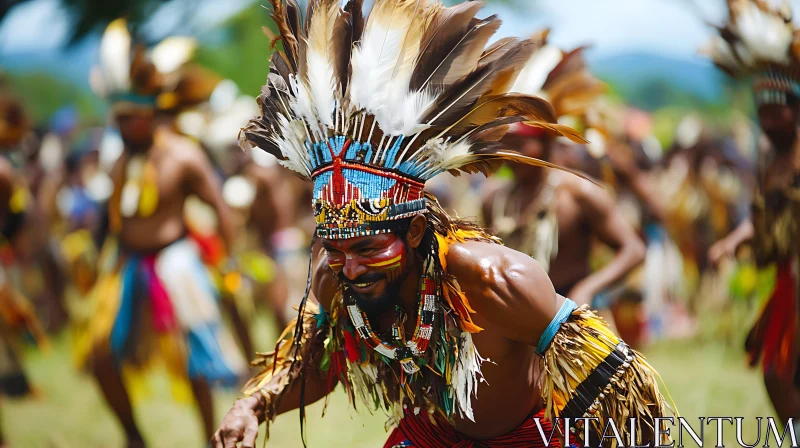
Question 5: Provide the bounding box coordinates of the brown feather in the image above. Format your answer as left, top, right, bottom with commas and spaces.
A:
423, 39, 534, 129
477, 37, 517, 67
345, 0, 365, 44
269, 0, 300, 73
332, 7, 354, 93
448, 94, 557, 133
421, 15, 502, 90
410, 1, 484, 91
477, 39, 534, 99
459, 147, 596, 181
542, 46, 584, 90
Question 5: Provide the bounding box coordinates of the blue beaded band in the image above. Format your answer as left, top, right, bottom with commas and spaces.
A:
109, 93, 158, 106
536, 298, 577, 356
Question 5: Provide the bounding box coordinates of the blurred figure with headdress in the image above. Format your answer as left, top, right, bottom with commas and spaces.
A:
73, 20, 246, 446
481, 31, 646, 331
704, 0, 800, 425
0, 82, 48, 447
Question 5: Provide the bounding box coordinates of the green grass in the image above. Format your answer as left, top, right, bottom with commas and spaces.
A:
3, 318, 777, 447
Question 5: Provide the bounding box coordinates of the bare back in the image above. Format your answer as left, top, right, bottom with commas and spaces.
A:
549, 175, 593, 292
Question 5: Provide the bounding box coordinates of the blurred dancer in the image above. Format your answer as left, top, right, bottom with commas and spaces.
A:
0, 87, 48, 447
482, 35, 645, 322
705, 0, 800, 425
75, 20, 245, 446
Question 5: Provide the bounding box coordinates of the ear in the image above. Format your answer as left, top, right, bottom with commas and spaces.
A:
406, 214, 428, 250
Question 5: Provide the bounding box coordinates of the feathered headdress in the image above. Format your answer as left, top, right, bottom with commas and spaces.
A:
705, 0, 800, 105
505, 29, 607, 144
90, 19, 199, 109
240, 0, 587, 239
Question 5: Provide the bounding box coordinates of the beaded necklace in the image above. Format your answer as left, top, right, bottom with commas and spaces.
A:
345, 258, 438, 375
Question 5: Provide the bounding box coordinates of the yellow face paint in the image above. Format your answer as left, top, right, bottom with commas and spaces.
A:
365, 254, 402, 268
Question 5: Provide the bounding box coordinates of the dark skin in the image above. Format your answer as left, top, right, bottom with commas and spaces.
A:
93, 104, 236, 446
707, 102, 800, 424
212, 214, 565, 447
482, 135, 646, 307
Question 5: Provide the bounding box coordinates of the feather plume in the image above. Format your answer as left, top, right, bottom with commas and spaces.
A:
98, 18, 132, 95
150, 36, 197, 75
510, 44, 562, 100
305, 0, 340, 127
410, 1, 483, 90
270, 0, 301, 72
705, 0, 800, 77
346, 0, 366, 45
242, 0, 588, 181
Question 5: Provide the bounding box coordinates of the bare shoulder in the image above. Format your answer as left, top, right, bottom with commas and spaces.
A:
445, 240, 559, 345
446, 240, 550, 291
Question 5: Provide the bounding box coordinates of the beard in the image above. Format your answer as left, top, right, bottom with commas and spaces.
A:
340, 271, 400, 316
355, 285, 401, 316
765, 128, 797, 152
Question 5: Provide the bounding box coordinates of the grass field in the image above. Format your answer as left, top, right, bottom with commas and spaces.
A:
3, 315, 778, 447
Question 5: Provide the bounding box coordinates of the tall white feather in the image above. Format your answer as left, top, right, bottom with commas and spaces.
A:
350, 0, 432, 136
289, 75, 321, 139
305, 3, 339, 128
272, 115, 313, 176
150, 36, 197, 75
734, 2, 793, 64
509, 44, 563, 99
99, 18, 132, 95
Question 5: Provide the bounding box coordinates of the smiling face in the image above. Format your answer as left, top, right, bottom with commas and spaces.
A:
323, 232, 414, 315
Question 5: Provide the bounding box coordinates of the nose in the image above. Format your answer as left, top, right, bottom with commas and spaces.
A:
342, 257, 366, 281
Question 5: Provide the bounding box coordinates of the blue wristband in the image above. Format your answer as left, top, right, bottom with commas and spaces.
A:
536, 298, 577, 356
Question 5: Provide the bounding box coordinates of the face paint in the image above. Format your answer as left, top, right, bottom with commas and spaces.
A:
363, 238, 407, 283
324, 234, 409, 284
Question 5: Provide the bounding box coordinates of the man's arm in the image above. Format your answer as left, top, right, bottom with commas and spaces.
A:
446, 240, 671, 444
213, 240, 338, 448
569, 177, 646, 306
182, 148, 236, 251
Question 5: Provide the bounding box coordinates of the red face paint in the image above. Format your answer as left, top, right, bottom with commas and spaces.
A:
324, 233, 408, 284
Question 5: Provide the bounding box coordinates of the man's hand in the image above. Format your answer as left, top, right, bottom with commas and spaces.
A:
708, 238, 736, 267
212, 395, 265, 448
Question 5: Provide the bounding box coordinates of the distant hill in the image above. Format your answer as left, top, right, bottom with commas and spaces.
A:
0, 36, 97, 88
589, 51, 730, 109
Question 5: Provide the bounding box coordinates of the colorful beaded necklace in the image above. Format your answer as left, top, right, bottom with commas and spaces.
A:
344, 259, 438, 375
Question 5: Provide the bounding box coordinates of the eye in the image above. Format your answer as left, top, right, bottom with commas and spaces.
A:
358, 247, 377, 256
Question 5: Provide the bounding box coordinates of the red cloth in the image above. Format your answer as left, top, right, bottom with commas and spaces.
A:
383, 409, 562, 448
746, 259, 798, 381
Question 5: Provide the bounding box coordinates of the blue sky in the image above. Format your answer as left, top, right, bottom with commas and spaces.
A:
0, 0, 796, 58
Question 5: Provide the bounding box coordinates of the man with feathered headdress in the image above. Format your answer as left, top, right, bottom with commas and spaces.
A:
214, 1, 672, 447
480, 33, 645, 329
705, 0, 800, 426
75, 19, 247, 445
